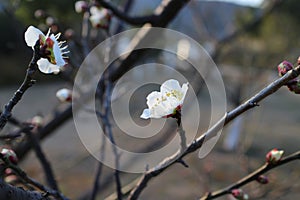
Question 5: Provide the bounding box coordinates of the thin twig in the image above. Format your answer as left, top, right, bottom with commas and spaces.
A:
26, 130, 59, 191
127, 65, 300, 200
199, 151, 300, 200
0, 41, 40, 131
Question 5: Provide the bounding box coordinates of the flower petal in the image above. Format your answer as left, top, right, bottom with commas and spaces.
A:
50, 34, 66, 66
180, 82, 188, 104
24, 26, 44, 47
37, 58, 60, 74
140, 109, 151, 119
161, 79, 181, 94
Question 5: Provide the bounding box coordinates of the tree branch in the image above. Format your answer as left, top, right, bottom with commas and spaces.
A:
127, 65, 300, 199
0, 41, 40, 131
199, 151, 300, 200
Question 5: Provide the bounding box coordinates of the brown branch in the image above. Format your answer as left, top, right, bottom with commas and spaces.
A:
199, 151, 300, 200
127, 65, 300, 200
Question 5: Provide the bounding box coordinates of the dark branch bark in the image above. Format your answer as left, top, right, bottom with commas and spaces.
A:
0, 41, 40, 131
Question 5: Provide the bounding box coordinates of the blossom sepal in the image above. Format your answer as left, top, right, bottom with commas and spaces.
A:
266, 148, 284, 164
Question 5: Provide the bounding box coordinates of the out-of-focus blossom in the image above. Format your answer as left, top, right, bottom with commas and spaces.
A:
56, 88, 72, 102
75, 1, 89, 13
89, 6, 111, 28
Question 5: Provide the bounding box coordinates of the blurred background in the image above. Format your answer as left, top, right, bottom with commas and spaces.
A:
0, 0, 299, 199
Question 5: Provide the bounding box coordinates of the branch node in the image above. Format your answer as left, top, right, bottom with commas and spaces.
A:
177, 159, 189, 168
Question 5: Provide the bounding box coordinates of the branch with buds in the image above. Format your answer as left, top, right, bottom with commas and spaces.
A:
127, 63, 300, 200
199, 150, 300, 200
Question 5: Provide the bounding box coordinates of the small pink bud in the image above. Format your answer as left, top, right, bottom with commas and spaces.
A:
56, 88, 72, 102
1, 148, 18, 164
266, 148, 284, 164
277, 61, 293, 76
297, 56, 300, 65
256, 175, 269, 184
75, 1, 89, 13
231, 189, 248, 200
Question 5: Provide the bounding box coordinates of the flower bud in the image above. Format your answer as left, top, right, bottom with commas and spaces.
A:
75, 1, 89, 13
297, 56, 300, 65
1, 148, 18, 164
277, 61, 293, 76
256, 175, 269, 184
266, 148, 284, 164
56, 88, 72, 102
34, 9, 47, 19
31, 115, 44, 127
287, 80, 300, 94
231, 189, 249, 200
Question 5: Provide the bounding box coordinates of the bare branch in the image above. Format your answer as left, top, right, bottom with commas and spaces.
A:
199, 151, 300, 200
127, 65, 300, 200
0, 41, 40, 131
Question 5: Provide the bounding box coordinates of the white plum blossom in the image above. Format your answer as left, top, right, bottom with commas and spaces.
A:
56, 88, 72, 102
24, 26, 68, 74
75, 1, 88, 13
141, 79, 188, 119
89, 6, 111, 28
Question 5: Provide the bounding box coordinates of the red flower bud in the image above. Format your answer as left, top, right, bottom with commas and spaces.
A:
266, 148, 284, 164
256, 175, 269, 184
287, 80, 300, 94
277, 61, 293, 76
1, 148, 18, 164
231, 189, 249, 200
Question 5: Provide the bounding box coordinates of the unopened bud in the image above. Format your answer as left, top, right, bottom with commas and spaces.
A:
1, 149, 18, 164
266, 148, 284, 164
277, 61, 293, 76
231, 189, 249, 200
256, 175, 269, 184
56, 88, 72, 102
75, 1, 89, 13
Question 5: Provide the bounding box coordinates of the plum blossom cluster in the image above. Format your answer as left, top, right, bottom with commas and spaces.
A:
25, 26, 69, 74
75, 1, 111, 29
277, 60, 300, 94
140, 79, 188, 119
